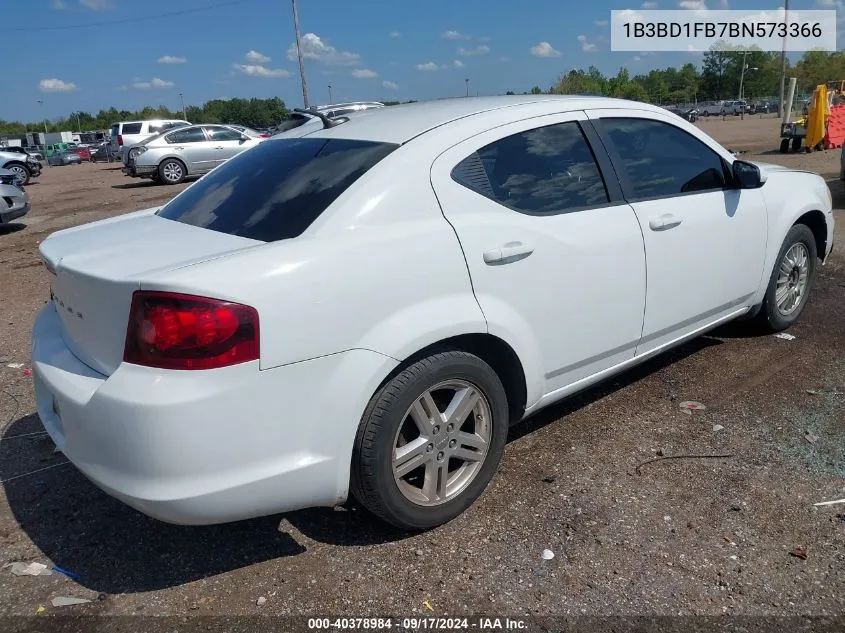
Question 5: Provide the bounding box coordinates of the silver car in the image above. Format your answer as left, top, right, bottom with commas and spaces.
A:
0, 168, 30, 225
272, 102, 385, 136
123, 124, 263, 185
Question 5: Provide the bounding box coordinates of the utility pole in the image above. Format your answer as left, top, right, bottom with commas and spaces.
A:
179, 92, 187, 121
291, 0, 309, 108
465, 78, 469, 97
37, 100, 50, 167
778, 0, 789, 118
328, 85, 332, 103
75, 113, 81, 133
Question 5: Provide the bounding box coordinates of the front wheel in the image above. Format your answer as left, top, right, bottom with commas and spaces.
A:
6, 163, 30, 185
350, 351, 509, 530
754, 224, 817, 332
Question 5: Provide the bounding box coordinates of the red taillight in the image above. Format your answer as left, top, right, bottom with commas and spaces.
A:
117, 134, 123, 146
123, 291, 259, 370
260, 133, 270, 138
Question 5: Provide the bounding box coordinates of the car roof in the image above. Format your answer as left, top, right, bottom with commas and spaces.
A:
290, 95, 664, 145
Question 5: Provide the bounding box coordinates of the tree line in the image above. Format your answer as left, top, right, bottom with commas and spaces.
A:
3, 50, 845, 137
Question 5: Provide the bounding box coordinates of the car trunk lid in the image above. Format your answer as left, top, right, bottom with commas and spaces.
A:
40, 212, 263, 376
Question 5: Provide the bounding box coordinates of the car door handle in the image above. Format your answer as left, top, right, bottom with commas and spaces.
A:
213, 146, 224, 150
483, 241, 534, 264
648, 213, 683, 231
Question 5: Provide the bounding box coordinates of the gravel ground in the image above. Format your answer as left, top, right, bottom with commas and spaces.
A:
0, 117, 843, 629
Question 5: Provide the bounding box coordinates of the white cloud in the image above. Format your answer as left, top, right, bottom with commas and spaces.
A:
531, 41, 561, 57
233, 64, 291, 78
245, 50, 271, 64
389, 31, 401, 38
595, 20, 609, 26
51, 0, 67, 9
641, 1, 658, 6
287, 33, 361, 66
577, 35, 598, 52
442, 30, 471, 40
129, 77, 174, 89
39, 78, 77, 92
352, 68, 378, 78
632, 56, 642, 61
458, 45, 490, 56
416, 61, 439, 71
382, 80, 399, 90
79, 0, 113, 9
678, 0, 707, 8
443, 59, 466, 69
158, 55, 186, 65
615, 9, 645, 24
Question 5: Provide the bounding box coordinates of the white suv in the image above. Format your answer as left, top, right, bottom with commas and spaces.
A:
110, 119, 190, 156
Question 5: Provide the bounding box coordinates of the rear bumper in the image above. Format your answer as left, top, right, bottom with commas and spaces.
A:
122, 165, 157, 178
31, 305, 395, 525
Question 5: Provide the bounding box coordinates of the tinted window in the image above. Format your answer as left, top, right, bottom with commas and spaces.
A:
205, 126, 243, 141
157, 138, 398, 242
122, 123, 142, 135
451, 122, 608, 214
601, 118, 727, 199
275, 114, 310, 132
165, 127, 207, 144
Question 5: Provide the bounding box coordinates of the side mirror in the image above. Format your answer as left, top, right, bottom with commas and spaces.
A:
732, 160, 763, 189
240, 134, 250, 143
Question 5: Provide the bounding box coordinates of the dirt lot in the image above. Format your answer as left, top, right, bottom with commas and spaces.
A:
0, 116, 843, 629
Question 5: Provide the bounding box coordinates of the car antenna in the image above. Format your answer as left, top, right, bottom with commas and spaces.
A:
293, 107, 348, 129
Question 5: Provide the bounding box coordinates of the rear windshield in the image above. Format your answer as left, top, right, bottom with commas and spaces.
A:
122, 122, 142, 134
274, 113, 311, 133
156, 137, 397, 242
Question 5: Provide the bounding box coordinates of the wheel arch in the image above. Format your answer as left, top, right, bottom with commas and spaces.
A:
368, 333, 529, 425
793, 209, 828, 262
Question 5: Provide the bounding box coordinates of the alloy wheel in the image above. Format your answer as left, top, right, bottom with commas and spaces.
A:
776, 242, 810, 316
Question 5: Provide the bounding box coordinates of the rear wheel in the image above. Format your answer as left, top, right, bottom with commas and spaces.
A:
158, 158, 186, 185
754, 224, 817, 332
5, 163, 30, 185
351, 351, 509, 530
792, 137, 802, 152
780, 138, 790, 153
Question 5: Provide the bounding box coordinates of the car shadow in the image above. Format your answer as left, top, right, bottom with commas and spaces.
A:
111, 182, 158, 190
0, 222, 26, 235
2, 334, 724, 593
1, 413, 305, 594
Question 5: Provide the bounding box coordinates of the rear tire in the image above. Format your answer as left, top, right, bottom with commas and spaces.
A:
780, 138, 790, 153
753, 224, 817, 333
158, 158, 186, 185
350, 351, 509, 531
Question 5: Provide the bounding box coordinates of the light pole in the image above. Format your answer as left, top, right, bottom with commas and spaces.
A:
75, 113, 81, 133
328, 85, 332, 103
738, 51, 758, 120
36, 100, 50, 167
291, 0, 309, 108
778, 0, 789, 118
465, 78, 469, 97
179, 92, 187, 121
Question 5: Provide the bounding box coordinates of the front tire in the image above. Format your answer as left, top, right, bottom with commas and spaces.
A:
754, 224, 817, 332
158, 158, 186, 185
6, 163, 30, 185
350, 351, 509, 530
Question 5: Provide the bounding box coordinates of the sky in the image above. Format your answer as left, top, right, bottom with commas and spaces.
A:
4, 0, 842, 122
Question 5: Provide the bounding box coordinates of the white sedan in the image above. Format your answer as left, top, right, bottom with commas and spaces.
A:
32, 96, 835, 530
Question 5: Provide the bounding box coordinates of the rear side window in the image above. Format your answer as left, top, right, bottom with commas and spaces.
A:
110, 124, 119, 137
600, 118, 727, 200
204, 126, 243, 141
122, 123, 142, 135
274, 114, 310, 132
165, 127, 207, 144
157, 138, 397, 242
451, 121, 609, 214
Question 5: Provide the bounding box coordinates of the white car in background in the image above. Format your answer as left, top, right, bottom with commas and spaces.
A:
33, 96, 834, 530
110, 119, 190, 157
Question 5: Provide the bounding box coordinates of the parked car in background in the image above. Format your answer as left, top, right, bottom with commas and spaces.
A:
45, 142, 77, 158
90, 143, 118, 163
48, 149, 83, 166
110, 119, 190, 157
0, 167, 29, 225
699, 101, 723, 116
74, 146, 92, 161
122, 123, 263, 184
32, 95, 834, 530
0, 148, 42, 185
272, 102, 386, 136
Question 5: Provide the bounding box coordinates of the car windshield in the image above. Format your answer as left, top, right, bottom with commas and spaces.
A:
157, 137, 398, 242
